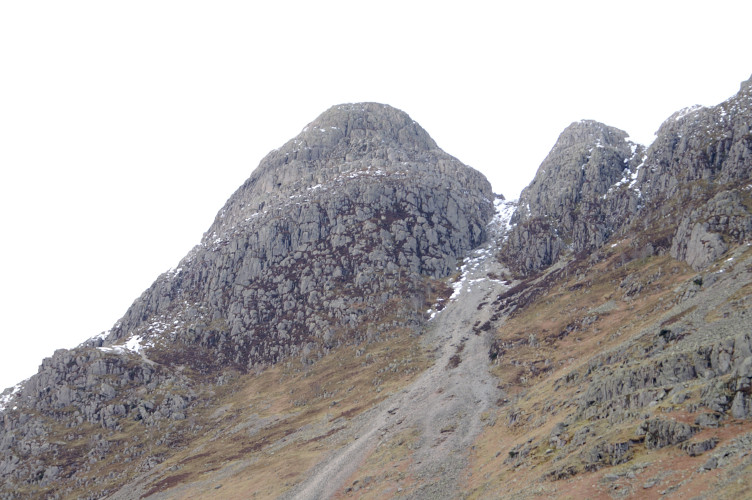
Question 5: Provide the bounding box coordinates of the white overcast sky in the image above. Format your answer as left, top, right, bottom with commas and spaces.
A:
1, 0, 751, 390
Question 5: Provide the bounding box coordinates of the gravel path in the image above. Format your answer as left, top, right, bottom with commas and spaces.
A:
285, 202, 514, 499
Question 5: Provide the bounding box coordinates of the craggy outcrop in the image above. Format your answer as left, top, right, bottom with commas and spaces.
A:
670, 189, 752, 269
502, 120, 644, 275
101, 103, 494, 370
0, 103, 494, 497
503, 73, 752, 275
643, 75, 752, 269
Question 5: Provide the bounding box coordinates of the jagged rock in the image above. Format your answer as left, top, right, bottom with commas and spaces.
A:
100, 103, 493, 371
574, 312, 752, 425
730, 391, 752, 419
549, 422, 569, 448
671, 190, 752, 269
684, 224, 728, 270
700, 379, 734, 414
584, 440, 633, 469
695, 412, 723, 428
639, 77, 752, 203
699, 432, 752, 472
681, 437, 719, 456
642, 418, 697, 449
571, 426, 591, 446
502, 120, 643, 275
503, 73, 752, 276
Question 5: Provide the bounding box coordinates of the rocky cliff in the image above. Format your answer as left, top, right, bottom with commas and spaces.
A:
502, 74, 752, 275
502, 120, 644, 274
99, 103, 493, 370
477, 75, 752, 498
0, 103, 493, 498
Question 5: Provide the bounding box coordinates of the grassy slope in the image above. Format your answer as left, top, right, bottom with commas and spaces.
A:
14, 230, 752, 499
465, 241, 752, 499
135, 243, 752, 500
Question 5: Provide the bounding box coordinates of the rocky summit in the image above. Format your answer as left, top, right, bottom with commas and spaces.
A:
2, 75, 752, 500
97, 102, 493, 371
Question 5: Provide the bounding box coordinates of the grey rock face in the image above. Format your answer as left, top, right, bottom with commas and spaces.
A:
645, 77, 752, 269
103, 103, 493, 370
584, 440, 633, 469
642, 418, 697, 449
502, 120, 643, 275
671, 190, 752, 269
623, 74, 752, 268
516, 120, 637, 222
639, 78, 752, 202
0, 103, 494, 495
578, 321, 752, 424
504, 73, 752, 275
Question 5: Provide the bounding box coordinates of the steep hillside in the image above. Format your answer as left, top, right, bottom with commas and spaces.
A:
0, 103, 494, 499
502, 74, 752, 276
472, 237, 752, 499
2, 74, 752, 500
479, 73, 752, 498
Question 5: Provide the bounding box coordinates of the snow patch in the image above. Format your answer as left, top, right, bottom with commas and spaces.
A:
450, 275, 466, 300
493, 198, 518, 234
124, 335, 144, 352
98, 333, 155, 355
0, 383, 23, 413
674, 105, 705, 122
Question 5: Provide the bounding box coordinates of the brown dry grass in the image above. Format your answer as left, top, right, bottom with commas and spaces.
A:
463, 248, 706, 499
126, 325, 432, 499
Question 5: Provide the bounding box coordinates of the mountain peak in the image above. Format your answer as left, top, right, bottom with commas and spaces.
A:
294, 102, 438, 153
519, 119, 636, 216
553, 120, 631, 151
503, 119, 641, 274
5, 74, 752, 500
267, 102, 438, 170
205, 103, 478, 240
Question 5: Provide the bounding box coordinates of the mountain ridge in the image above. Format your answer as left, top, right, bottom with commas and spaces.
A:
3, 75, 752, 499
502, 73, 752, 276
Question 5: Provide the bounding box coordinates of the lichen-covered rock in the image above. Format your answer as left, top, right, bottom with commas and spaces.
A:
583, 440, 633, 469
671, 190, 752, 269
680, 437, 719, 456
730, 390, 752, 419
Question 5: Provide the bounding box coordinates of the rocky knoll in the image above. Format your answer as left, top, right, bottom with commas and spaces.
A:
502, 120, 644, 275
0, 103, 494, 498
650, 75, 752, 269
104, 103, 493, 370
481, 74, 752, 498
502, 74, 752, 275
